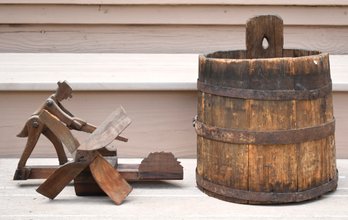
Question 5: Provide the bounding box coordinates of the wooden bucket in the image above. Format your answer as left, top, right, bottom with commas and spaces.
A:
194, 15, 338, 204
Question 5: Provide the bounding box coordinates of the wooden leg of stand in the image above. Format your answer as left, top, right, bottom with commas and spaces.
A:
14, 118, 44, 180
43, 129, 68, 165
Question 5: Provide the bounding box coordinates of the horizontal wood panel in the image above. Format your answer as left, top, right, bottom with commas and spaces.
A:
0, 5, 347, 25
1, 91, 348, 159
1, 0, 348, 5
1, 158, 348, 219
1, 25, 348, 54
0, 53, 347, 91
0, 91, 197, 158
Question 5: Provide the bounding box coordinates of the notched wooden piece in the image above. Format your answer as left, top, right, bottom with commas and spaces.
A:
139, 152, 183, 180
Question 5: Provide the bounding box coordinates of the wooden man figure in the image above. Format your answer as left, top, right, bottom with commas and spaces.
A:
14, 81, 126, 180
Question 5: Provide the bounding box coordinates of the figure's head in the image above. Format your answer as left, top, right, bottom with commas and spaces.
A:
55, 81, 73, 101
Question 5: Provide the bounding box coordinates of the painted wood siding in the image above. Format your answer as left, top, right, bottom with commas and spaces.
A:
0, 1, 347, 54
0, 1, 347, 158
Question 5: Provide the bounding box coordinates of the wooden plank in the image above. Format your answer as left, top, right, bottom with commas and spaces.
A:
1, 0, 348, 5
248, 100, 298, 194
197, 92, 249, 191
2, 158, 348, 219
1, 91, 348, 159
0, 53, 198, 91
0, 25, 347, 54
89, 154, 132, 205
0, 5, 347, 25
0, 91, 197, 158
78, 107, 131, 151
0, 54, 347, 92
296, 97, 336, 190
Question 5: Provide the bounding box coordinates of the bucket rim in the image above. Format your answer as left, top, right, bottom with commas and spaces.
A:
200, 49, 328, 63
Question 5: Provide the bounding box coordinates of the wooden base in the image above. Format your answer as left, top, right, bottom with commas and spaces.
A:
14, 152, 183, 196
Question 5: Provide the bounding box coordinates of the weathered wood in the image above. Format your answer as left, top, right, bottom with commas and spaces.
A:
138, 152, 183, 180
3, 158, 348, 219
78, 106, 131, 151
74, 152, 183, 196
89, 153, 132, 205
39, 110, 79, 154
195, 15, 337, 204
14, 166, 63, 180
14, 164, 140, 181
246, 15, 283, 59
36, 160, 91, 199
81, 123, 128, 142
14, 81, 128, 181
36, 108, 133, 205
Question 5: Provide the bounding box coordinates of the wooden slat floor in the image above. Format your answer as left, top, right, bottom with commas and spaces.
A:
1, 158, 347, 219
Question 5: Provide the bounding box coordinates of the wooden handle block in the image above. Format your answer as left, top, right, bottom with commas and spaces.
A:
246, 15, 284, 59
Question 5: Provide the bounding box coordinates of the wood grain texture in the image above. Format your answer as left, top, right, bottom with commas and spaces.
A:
196, 42, 337, 203
2, 158, 348, 219
1, 91, 348, 158
0, 1, 347, 59
0, 5, 347, 25
39, 110, 79, 154
138, 152, 183, 179
246, 15, 284, 59
0, 25, 347, 54
0, 53, 347, 91
78, 107, 131, 151
89, 153, 132, 205
0, 91, 197, 158
36, 160, 90, 199
1, 0, 348, 5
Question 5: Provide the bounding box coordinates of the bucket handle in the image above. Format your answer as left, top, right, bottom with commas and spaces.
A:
246, 15, 284, 59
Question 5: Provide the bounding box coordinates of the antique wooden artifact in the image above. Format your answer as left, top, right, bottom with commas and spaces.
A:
36, 107, 132, 204
14, 81, 126, 180
14, 81, 183, 204
74, 152, 183, 196
194, 15, 337, 204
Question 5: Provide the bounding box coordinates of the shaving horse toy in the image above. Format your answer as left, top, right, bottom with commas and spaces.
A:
13, 81, 183, 204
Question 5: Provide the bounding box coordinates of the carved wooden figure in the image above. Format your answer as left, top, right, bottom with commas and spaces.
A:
14, 81, 127, 180
13, 80, 184, 204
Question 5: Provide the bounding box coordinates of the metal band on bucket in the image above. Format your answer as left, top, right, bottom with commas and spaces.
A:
196, 171, 338, 203
197, 81, 332, 101
194, 119, 335, 145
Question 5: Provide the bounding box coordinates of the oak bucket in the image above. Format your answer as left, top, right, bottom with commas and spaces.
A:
194, 15, 338, 204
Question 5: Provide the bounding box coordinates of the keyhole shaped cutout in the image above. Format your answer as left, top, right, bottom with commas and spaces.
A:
262, 37, 269, 50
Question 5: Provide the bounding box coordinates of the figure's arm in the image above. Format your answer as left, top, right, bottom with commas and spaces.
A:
57, 101, 74, 117
44, 98, 84, 129
45, 98, 127, 142
57, 101, 88, 129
